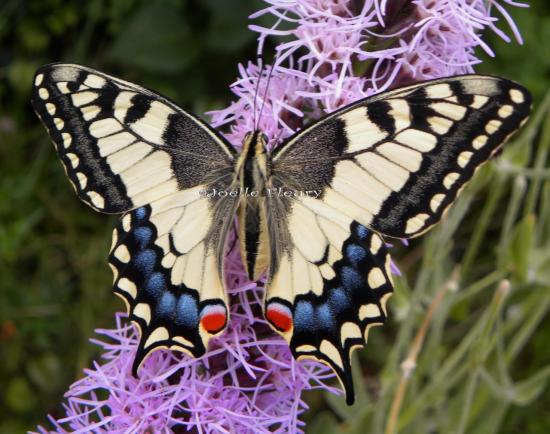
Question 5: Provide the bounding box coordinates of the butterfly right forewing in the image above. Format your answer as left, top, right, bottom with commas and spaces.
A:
264, 75, 531, 404
272, 75, 531, 238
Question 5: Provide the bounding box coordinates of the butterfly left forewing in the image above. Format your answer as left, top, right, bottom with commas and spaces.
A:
32, 63, 239, 374
110, 185, 239, 374
32, 63, 235, 214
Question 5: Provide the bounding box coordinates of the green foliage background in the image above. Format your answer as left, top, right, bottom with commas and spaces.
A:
0, 1, 549, 433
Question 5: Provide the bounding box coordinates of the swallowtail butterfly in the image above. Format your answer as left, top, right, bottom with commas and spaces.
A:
31, 64, 530, 404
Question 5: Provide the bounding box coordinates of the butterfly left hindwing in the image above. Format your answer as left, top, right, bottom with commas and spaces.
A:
265, 75, 531, 404
110, 190, 238, 374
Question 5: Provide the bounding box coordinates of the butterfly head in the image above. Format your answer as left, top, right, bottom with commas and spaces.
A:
242, 130, 268, 157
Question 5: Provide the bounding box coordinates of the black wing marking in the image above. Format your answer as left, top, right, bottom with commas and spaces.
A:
272, 75, 531, 238
31, 63, 235, 213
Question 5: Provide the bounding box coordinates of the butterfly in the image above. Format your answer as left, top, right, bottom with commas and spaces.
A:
31, 63, 530, 404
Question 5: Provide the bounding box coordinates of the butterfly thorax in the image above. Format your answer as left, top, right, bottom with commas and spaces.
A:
236, 131, 270, 281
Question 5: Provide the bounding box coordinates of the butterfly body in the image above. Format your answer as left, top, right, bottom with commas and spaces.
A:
236, 131, 271, 280
31, 64, 531, 404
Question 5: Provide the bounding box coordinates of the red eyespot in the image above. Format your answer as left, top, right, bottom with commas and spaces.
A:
266, 302, 293, 332
200, 305, 227, 334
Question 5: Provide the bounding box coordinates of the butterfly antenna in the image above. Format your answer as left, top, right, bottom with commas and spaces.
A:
256, 55, 278, 135
252, 56, 265, 131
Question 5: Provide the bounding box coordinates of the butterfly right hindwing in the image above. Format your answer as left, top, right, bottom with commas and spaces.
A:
264, 197, 393, 404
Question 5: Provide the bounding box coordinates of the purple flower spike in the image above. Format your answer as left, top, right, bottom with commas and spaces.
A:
38, 0, 526, 432
36, 243, 336, 434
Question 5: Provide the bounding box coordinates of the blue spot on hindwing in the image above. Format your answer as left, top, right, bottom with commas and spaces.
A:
346, 244, 366, 266
134, 226, 153, 248
135, 207, 147, 220
145, 272, 166, 298
175, 294, 198, 327
328, 287, 350, 314
341, 266, 363, 290
294, 301, 314, 331
157, 291, 176, 318
135, 249, 156, 275
356, 224, 369, 240
315, 303, 335, 330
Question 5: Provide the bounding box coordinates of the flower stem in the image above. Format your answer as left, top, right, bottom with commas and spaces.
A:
384, 267, 459, 434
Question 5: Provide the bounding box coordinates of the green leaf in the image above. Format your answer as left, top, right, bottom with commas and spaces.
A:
108, 3, 198, 73
505, 214, 535, 282
5, 376, 37, 413
202, 0, 259, 51
16, 20, 49, 52
7, 60, 38, 97
307, 411, 339, 434
511, 365, 550, 406
27, 352, 63, 393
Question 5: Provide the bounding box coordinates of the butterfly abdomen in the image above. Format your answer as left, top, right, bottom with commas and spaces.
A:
238, 198, 270, 280
236, 131, 270, 280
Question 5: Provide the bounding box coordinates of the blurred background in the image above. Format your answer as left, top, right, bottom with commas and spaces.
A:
0, 0, 549, 433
